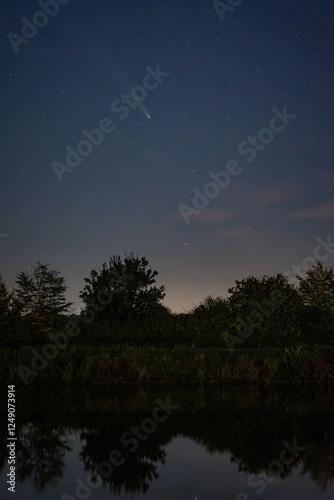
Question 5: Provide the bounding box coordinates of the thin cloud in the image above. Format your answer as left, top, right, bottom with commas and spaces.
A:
174, 184, 306, 224
172, 207, 240, 223
289, 201, 334, 219
215, 226, 270, 243
319, 171, 334, 183
192, 208, 241, 222
229, 184, 295, 207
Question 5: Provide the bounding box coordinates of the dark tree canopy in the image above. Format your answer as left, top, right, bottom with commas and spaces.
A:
297, 260, 334, 312
191, 295, 229, 318
80, 253, 166, 321
227, 273, 301, 337
227, 273, 299, 312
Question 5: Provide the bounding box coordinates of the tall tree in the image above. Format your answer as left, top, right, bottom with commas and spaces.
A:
297, 260, 334, 312
80, 253, 166, 321
0, 274, 12, 325
15, 261, 72, 317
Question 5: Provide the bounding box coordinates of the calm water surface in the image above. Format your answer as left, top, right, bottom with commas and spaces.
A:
0, 385, 333, 499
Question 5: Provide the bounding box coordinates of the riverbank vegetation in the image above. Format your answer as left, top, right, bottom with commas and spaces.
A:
1, 255, 334, 386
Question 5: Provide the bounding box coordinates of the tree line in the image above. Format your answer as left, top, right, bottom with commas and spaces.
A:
0, 253, 333, 346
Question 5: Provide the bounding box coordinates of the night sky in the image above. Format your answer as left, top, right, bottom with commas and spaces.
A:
1, 0, 333, 313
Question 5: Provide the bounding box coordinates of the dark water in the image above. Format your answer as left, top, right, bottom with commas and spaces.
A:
0, 385, 333, 500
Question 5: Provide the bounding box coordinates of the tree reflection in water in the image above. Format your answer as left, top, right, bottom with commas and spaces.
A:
80, 426, 168, 494
16, 423, 71, 491
0, 386, 333, 494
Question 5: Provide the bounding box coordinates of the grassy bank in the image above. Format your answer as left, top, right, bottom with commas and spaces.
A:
2, 344, 334, 387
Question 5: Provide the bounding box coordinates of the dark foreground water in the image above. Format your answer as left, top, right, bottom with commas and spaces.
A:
0, 385, 333, 500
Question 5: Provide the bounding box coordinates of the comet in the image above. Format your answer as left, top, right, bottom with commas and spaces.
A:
139, 103, 150, 119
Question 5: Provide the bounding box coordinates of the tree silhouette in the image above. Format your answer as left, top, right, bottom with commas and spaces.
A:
14, 261, 73, 334
80, 253, 165, 322
0, 274, 12, 325
227, 273, 301, 339
296, 260, 334, 340
297, 260, 334, 312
